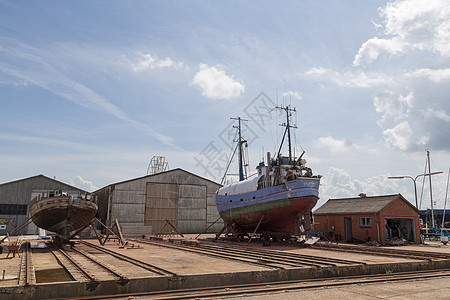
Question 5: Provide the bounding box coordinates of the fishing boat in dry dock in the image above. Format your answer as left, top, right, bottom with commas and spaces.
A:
30, 190, 97, 243
215, 105, 321, 242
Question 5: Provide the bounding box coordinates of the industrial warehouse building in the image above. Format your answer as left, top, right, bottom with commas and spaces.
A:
93, 169, 223, 235
0, 175, 88, 236
313, 194, 421, 244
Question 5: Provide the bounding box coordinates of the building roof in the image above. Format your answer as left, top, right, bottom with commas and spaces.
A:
94, 168, 222, 192
314, 194, 416, 215
0, 174, 88, 192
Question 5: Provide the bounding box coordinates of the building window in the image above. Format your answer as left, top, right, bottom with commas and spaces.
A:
0, 204, 27, 215
360, 217, 372, 228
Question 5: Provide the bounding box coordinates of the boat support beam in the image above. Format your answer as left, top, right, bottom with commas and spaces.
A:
248, 214, 265, 244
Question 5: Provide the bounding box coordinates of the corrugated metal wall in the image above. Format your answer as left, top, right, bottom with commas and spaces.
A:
94, 186, 110, 225
97, 169, 223, 234
111, 189, 145, 226
177, 184, 206, 233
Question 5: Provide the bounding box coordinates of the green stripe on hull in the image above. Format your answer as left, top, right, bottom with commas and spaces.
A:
223, 198, 291, 220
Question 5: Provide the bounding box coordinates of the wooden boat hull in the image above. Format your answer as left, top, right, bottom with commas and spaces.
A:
30, 196, 97, 240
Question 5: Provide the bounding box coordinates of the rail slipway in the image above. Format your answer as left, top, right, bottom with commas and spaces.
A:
1, 235, 450, 299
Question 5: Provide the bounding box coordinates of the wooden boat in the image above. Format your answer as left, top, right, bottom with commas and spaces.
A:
30, 191, 97, 242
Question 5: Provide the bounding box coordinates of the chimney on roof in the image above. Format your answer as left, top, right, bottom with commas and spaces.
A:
358, 193, 367, 197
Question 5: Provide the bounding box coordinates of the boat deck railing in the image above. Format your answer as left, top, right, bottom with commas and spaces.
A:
30, 191, 94, 205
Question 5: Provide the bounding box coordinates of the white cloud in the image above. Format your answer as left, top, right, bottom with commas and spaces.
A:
282, 91, 302, 100
71, 176, 98, 192
316, 165, 450, 210
406, 68, 450, 83
371, 75, 450, 152
342, 71, 392, 88
354, 0, 450, 66
129, 52, 182, 72
317, 167, 412, 208
305, 67, 391, 88
372, 89, 410, 126
353, 37, 403, 66
341, 1, 450, 152
371, 20, 383, 31
371, 81, 450, 152
304, 3, 450, 154
382, 121, 424, 151
317, 167, 364, 206
305, 67, 329, 76
305, 66, 450, 153
192, 64, 245, 100
314, 136, 353, 153
422, 108, 450, 122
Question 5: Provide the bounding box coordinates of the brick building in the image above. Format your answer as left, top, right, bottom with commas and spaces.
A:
313, 194, 421, 244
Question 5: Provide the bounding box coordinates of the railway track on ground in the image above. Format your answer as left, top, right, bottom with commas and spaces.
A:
48, 243, 120, 290
19, 242, 35, 286
61, 268, 450, 300
312, 242, 450, 260
47, 241, 178, 289
201, 240, 365, 265
131, 238, 286, 269
78, 240, 178, 276
130, 238, 365, 269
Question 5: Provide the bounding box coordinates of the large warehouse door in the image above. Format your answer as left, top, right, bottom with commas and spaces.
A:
145, 183, 178, 233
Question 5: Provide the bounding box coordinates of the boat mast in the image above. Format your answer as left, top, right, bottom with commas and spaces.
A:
231, 117, 248, 181
276, 105, 297, 163
442, 166, 450, 229
427, 150, 435, 228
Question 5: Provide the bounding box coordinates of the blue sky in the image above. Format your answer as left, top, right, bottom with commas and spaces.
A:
1, 0, 450, 210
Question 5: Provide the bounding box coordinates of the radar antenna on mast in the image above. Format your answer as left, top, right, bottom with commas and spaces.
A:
147, 156, 169, 175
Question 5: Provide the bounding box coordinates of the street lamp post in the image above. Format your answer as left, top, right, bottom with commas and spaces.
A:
388, 171, 443, 228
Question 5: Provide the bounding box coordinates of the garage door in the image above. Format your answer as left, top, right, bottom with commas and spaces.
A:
145, 183, 178, 233
385, 217, 415, 242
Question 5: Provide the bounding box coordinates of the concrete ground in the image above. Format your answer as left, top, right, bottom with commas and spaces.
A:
238, 239, 450, 299
110, 277, 450, 299
0, 252, 20, 284
238, 277, 450, 299
0, 235, 449, 299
